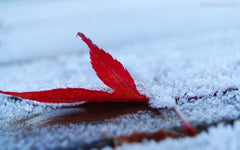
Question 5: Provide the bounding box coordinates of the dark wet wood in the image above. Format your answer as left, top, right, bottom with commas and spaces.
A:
116, 129, 185, 146
23, 102, 150, 126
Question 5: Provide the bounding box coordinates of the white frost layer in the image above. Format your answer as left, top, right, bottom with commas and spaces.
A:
0, 92, 240, 150
0, 1, 240, 109
115, 121, 240, 150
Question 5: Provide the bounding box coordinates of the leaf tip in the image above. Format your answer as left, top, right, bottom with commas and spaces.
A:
77, 32, 85, 38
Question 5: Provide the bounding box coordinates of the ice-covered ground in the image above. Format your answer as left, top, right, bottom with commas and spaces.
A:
0, 0, 240, 149
115, 121, 240, 150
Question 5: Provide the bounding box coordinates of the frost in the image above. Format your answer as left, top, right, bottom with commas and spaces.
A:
0, 0, 240, 149
116, 121, 240, 150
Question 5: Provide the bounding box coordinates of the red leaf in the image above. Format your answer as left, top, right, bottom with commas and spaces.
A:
0, 33, 148, 103
78, 33, 139, 94
0, 88, 146, 103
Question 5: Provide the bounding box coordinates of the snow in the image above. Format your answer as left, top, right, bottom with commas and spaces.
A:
0, 0, 240, 149
1, 92, 240, 150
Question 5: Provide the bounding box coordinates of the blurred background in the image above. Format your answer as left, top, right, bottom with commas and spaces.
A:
0, 0, 239, 64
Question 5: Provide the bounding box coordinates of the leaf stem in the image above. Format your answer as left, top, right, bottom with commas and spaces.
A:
172, 107, 197, 136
